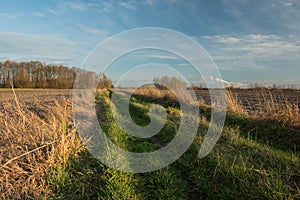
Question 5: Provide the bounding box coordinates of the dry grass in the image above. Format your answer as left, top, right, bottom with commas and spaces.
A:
226, 88, 300, 127
0, 90, 81, 199
129, 86, 176, 99
118, 86, 196, 105
124, 86, 300, 128
226, 89, 247, 114
254, 91, 300, 127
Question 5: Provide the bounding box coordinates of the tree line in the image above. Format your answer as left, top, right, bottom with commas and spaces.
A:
153, 76, 187, 91
0, 60, 112, 89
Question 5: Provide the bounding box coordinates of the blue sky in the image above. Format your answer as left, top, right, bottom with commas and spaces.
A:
0, 0, 299, 87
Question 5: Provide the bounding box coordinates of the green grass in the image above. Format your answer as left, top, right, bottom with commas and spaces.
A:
46, 91, 300, 199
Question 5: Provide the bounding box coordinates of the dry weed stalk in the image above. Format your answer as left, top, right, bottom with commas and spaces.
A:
0, 89, 81, 199
226, 89, 247, 114
254, 90, 300, 127
133, 86, 194, 103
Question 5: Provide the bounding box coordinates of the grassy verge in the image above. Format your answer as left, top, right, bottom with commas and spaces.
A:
46, 91, 300, 199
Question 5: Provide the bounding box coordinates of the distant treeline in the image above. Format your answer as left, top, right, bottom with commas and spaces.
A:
191, 83, 300, 91
0, 60, 112, 89
153, 76, 187, 91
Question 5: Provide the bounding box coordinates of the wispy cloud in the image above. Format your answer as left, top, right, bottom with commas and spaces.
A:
119, 0, 158, 10
120, 1, 138, 10
10, 56, 74, 65
89, 1, 115, 13
46, 7, 65, 16
201, 35, 241, 44
83, 27, 106, 35
46, 1, 117, 15
76, 23, 108, 35
0, 32, 86, 65
46, 1, 88, 16
144, 0, 156, 6
198, 34, 300, 71
280, 0, 295, 7
64, 2, 89, 11
0, 13, 16, 19
132, 54, 180, 60
31, 12, 45, 17
44, 0, 159, 18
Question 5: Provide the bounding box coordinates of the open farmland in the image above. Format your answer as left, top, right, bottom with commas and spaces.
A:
0, 88, 300, 199
194, 88, 300, 129
194, 89, 300, 111
2, 0, 300, 199
0, 89, 72, 100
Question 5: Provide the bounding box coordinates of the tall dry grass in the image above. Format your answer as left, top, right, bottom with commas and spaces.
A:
121, 86, 196, 104
0, 91, 81, 199
226, 89, 300, 127
226, 89, 247, 114
121, 86, 300, 127
127, 86, 176, 99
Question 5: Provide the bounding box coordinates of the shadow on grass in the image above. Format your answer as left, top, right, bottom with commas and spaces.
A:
131, 92, 300, 154
224, 112, 300, 154
45, 150, 106, 199
46, 91, 300, 199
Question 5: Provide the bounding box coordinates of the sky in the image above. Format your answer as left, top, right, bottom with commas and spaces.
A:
0, 0, 300, 87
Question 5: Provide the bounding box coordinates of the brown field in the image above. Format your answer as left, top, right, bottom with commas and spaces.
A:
0, 89, 72, 100
194, 88, 300, 127
194, 89, 300, 111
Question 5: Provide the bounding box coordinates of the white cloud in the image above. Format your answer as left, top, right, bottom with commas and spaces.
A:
198, 34, 300, 71
46, 7, 65, 16
281, 0, 294, 7
120, 1, 138, 10
132, 54, 180, 60
77, 23, 108, 35
98, 1, 115, 12
64, 2, 89, 11
119, 0, 158, 10
0, 32, 86, 65
144, 0, 156, 6
31, 12, 45, 17
200, 76, 232, 88
0, 13, 16, 19
83, 27, 107, 35
46, 2, 89, 16
201, 35, 241, 44
86, 2, 115, 13
231, 82, 248, 88
46, 0, 156, 16
215, 77, 231, 85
